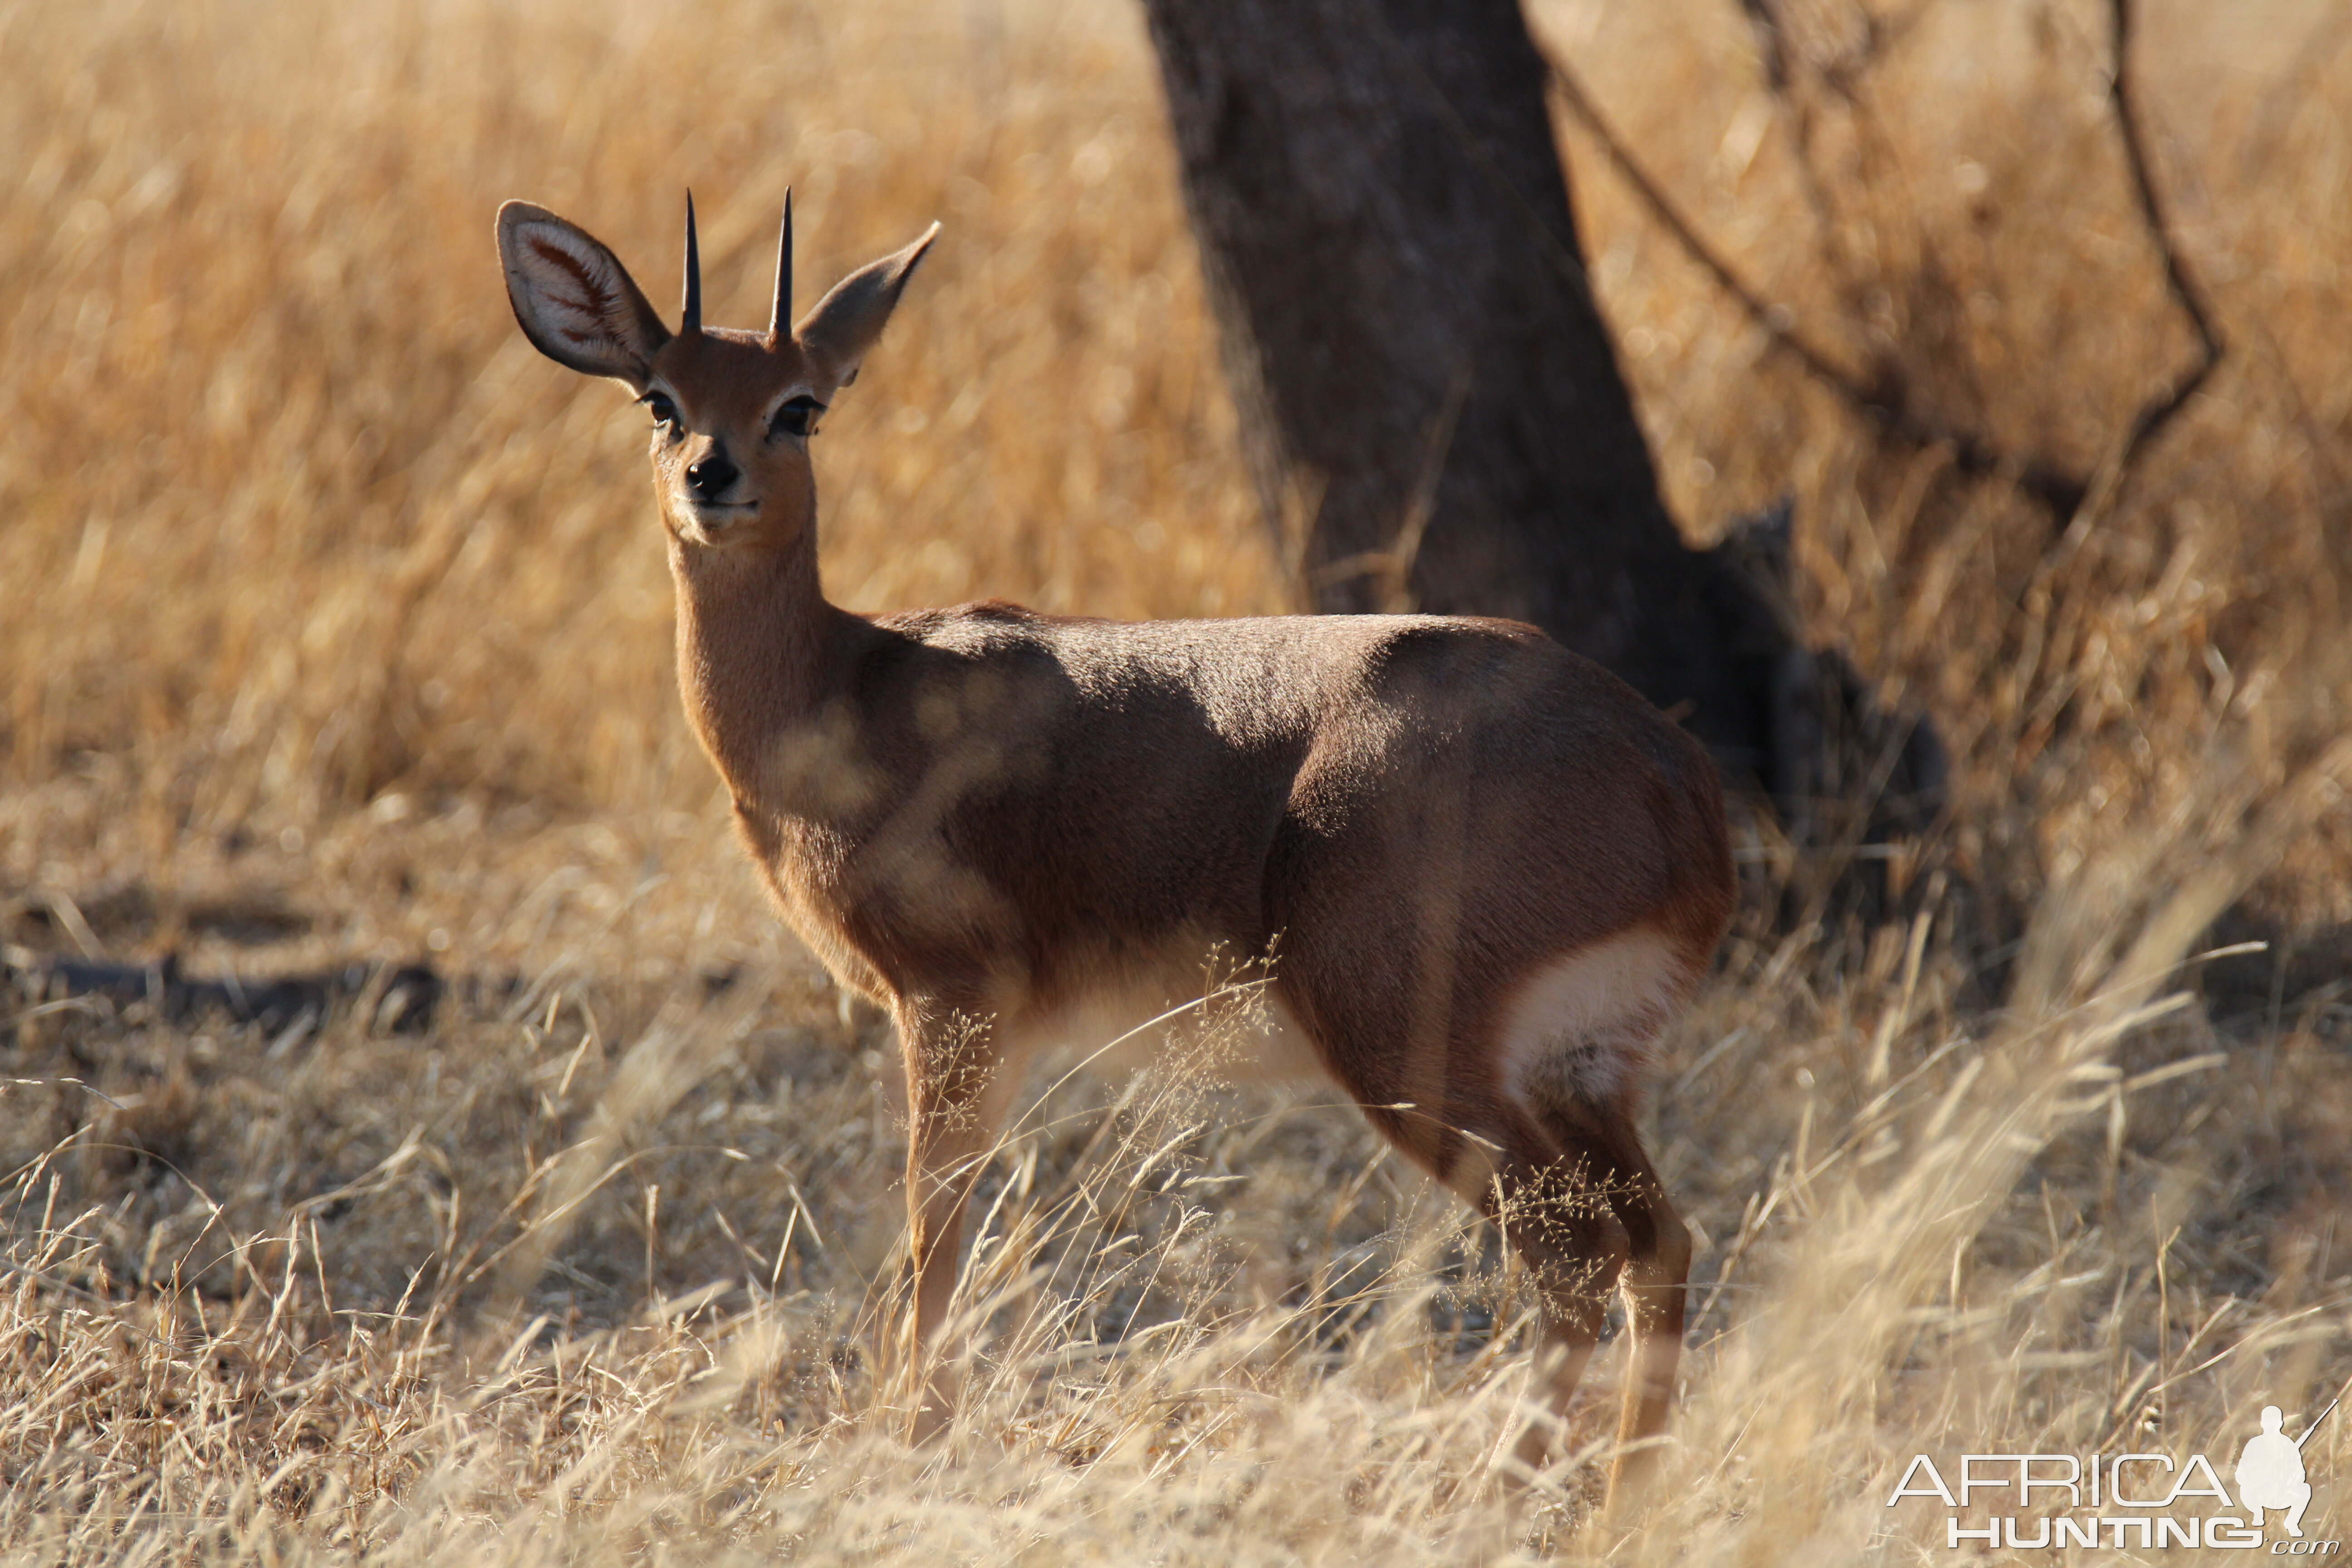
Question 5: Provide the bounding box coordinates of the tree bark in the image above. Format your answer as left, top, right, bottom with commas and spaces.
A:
1140, 0, 1795, 783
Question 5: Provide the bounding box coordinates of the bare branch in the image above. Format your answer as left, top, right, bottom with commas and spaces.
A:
2099, 0, 2225, 511
1737, 0, 1789, 92
1544, 52, 2089, 516
1550, 0, 2224, 534
1816, 0, 1940, 99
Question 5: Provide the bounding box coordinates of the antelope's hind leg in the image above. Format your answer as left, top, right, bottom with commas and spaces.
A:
1337, 1079, 1635, 1490
1354, 1080, 1681, 1508
1528, 1094, 1690, 1504
1274, 976, 1639, 1495
1513, 1008, 1693, 1508
1452, 1102, 1638, 1486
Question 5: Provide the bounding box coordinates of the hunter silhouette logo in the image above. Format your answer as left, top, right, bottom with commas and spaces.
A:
1887, 1394, 2339, 1550
2239, 1400, 2330, 1539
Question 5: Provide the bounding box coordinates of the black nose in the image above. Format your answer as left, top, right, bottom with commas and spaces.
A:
686, 449, 739, 500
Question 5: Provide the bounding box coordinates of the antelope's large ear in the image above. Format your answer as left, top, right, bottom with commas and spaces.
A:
497, 201, 671, 386
794, 223, 939, 387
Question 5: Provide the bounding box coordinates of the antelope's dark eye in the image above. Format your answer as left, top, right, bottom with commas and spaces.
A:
769, 394, 825, 441
642, 391, 681, 436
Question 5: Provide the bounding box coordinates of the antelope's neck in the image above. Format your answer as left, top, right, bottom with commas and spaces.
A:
668, 532, 840, 813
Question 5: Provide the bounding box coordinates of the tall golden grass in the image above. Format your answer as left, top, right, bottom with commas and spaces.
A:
1, 0, 2348, 1560
0, 0, 1280, 831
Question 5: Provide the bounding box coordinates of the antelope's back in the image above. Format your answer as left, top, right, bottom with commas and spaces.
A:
853, 603, 1732, 966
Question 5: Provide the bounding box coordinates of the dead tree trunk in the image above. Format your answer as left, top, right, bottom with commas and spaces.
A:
1141, 0, 1896, 810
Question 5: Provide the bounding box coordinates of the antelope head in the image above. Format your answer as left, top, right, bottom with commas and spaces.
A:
497, 193, 936, 552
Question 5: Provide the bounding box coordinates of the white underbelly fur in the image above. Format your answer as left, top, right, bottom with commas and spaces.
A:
998, 959, 1327, 1088
985, 928, 1687, 1110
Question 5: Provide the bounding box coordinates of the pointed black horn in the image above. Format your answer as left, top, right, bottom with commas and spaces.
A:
769, 188, 794, 343
681, 190, 702, 335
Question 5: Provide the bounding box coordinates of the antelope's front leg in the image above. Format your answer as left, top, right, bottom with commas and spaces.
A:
895, 996, 1009, 1441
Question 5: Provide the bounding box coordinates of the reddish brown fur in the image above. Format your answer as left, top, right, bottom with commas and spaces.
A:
496, 197, 1735, 1503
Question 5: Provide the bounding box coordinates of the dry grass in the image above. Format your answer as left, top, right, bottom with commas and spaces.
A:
2, 0, 2350, 1560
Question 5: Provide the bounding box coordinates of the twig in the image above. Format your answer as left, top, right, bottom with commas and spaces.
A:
1813, 0, 1940, 99
1736, 0, 1788, 93
1544, 52, 2090, 516
1308, 365, 1472, 609
2095, 0, 2225, 515
1551, 2, 2224, 534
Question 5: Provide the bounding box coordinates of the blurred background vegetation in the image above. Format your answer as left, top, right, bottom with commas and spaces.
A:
0, 0, 2347, 1560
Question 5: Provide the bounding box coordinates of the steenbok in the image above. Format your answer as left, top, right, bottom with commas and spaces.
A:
495, 193, 1735, 1502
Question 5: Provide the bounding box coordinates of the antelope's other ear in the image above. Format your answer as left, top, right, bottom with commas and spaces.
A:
794, 223, 939, 387
497, 201, 671, 386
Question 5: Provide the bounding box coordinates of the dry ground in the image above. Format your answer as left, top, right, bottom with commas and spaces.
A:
2, 0, 2350, 1560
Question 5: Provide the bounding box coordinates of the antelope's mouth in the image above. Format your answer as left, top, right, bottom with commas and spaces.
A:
676, 500, 759, 547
